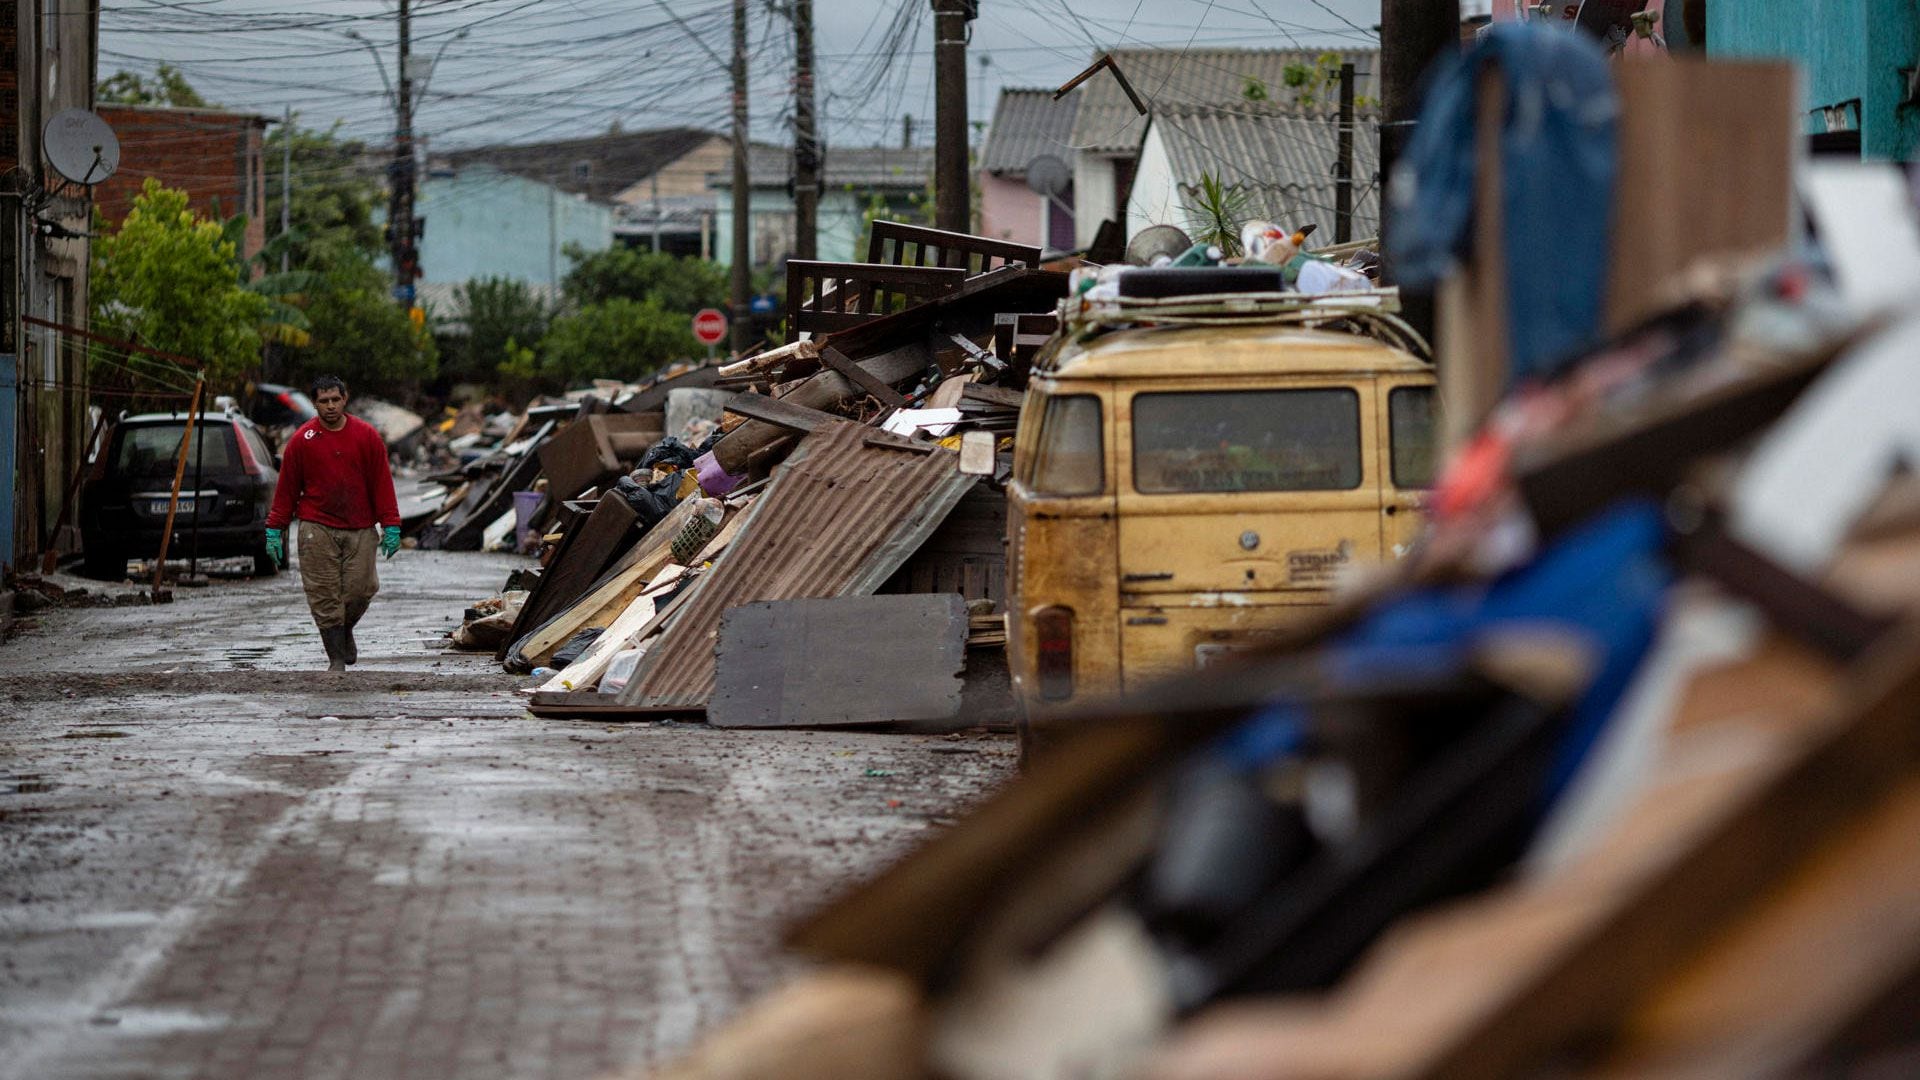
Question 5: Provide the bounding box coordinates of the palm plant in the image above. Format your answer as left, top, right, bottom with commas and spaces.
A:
1181, 172, 1254, 257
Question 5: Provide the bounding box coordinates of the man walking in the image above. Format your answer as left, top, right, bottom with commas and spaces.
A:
264, 375, 402, 671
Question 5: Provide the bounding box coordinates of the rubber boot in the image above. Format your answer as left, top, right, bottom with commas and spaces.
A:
341, 622, 359, 666
320, 627, 347, 672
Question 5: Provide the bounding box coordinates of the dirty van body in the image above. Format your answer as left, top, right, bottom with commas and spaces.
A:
1006, 323, 1437, 730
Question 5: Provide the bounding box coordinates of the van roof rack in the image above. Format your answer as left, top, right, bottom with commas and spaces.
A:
1056, 285, 1431, 361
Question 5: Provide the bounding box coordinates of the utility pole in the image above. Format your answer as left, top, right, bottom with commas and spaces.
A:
1335, 62, 1355, 244
729, 0, 751, 354
792, 0, 820, 261
388, 0, 418, 306
280, 105, 293, 274
930, 0, 975, 234
1379, 0, 1459, 182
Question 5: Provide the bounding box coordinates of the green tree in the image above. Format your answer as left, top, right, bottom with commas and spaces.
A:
91, 179, 271, 390
560, 243, 727, 312
97, 63, 210, 107
444, 276, 552, 386
539, 297, 696, 387
260, 119, 386, 272
286, 257, 438, 397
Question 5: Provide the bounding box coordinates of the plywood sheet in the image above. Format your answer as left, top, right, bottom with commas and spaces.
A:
709, 593, 968, 728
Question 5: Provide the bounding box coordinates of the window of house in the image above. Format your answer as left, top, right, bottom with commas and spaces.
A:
1132, 389, 1362, 493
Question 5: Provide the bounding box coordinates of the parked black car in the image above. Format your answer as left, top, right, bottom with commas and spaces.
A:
79, 410, 282, 580
247, 382, 318, 432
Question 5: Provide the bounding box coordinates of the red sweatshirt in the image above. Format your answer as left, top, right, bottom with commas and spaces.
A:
266, 415, 401, 531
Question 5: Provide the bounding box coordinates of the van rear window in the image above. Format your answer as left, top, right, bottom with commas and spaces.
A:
1132, 389, 1361, 493
116, 424, 238, 479
1028, 394, 1104, 496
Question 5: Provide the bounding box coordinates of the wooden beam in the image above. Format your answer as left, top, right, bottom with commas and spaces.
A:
820, 346, 909, 406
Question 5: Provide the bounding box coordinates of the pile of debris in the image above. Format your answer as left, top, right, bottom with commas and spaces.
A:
638, 142, 1920, 1080
449, 222, 1066, 729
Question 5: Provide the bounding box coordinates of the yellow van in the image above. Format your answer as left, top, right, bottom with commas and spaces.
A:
1006, 310, 1437, 723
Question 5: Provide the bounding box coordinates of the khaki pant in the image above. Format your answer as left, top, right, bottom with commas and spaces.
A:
297, 522, 379, 630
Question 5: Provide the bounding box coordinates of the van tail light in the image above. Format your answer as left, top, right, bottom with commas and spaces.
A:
1033, 605, 1075, 701
232, 424, 267, 477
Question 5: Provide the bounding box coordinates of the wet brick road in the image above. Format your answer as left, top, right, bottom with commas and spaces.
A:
0, 549, 1015, 1079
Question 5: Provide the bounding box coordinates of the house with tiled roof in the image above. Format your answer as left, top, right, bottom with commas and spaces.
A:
1067, 47, 1379, 247
1127, 104, 1382, 243
710, 144, 935, 269
979, 87, 1081, 253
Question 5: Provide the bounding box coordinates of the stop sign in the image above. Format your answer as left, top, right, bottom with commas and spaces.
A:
692, 307, 728, 345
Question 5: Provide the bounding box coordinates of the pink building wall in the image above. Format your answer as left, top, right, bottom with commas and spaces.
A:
980, 173, 1046, 247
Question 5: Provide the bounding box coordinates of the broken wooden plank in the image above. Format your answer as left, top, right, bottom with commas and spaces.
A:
722, 391, 846, 434
496, 491, 638, 659
709, 594, 969, 728
525, 690, 686, 720
821, 345, 909, 407
960, 383, 1024, 409
507, 496, 702, 667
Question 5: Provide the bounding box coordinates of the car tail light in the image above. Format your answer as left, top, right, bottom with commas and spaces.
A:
1033, 605, 1075, 701
232, 424, 267, 477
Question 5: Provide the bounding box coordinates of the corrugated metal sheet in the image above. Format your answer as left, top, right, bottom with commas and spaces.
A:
1151, 106, 1383, 238
617, 421, 978, 712
1070, 48, 1380, 154
982, 88, 1082, 176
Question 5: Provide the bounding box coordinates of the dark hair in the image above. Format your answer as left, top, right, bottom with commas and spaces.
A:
311, 375, 348, 399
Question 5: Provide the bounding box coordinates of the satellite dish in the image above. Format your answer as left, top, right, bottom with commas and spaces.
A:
44, 108, 120, 185
1024, 154, 1071, 199
1125, 224, 1192, 266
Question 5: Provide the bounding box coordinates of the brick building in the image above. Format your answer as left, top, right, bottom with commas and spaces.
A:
2, 0, 98, 569
95, 103, 272, 263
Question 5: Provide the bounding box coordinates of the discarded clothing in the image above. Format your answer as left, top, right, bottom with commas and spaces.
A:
1390, 20, 1619, 383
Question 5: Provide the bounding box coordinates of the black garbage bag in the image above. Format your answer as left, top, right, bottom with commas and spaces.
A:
550, 626, 603, 668
613, 472, 683, 530
638, 436, 699, 472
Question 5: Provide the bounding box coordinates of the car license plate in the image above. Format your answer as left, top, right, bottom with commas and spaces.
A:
149, 497, 205, 516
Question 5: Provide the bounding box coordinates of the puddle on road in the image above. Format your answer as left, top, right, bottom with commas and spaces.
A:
2, 773, 55, 795
60, 730, 132, 740
223, 645, 274, 669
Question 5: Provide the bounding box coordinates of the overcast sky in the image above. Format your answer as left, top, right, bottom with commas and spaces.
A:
98, 0, 1382, 151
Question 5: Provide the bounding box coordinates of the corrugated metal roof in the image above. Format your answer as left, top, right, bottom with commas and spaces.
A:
982, 88, 1082, 176
616, 421, 978, 712
1149, 105, 1383, 238
1071, 48, 1380, 154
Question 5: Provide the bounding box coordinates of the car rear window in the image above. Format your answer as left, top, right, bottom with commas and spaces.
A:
115, 423, 239, 479
1389, 386, 1438, 489
1025, 394, 1104, 496
1132, 388, 1362, 493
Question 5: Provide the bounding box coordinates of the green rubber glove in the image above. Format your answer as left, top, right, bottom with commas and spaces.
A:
380, 525, 402, 560
265, 528, 285, 568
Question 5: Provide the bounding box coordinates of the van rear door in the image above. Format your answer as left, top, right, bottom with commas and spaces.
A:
1378, 376, 1438, 559
1113, 378, 1384, 598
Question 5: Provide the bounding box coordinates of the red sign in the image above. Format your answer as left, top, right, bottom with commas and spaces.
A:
692, 307, 728, 345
